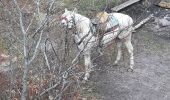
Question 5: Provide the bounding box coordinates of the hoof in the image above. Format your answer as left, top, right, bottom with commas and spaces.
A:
127, 68, 133, 72
83, 73, 90, 81
83, 77, 88, 81
113, 62, 118, 66
82, 79, 87, 83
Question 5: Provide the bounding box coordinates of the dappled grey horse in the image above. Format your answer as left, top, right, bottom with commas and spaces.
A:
60, 8, 134, 80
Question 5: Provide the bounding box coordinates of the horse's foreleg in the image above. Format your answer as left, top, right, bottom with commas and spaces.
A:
114, 39, 122, 65
84, 52, 92, 80
124, 37, 134, 70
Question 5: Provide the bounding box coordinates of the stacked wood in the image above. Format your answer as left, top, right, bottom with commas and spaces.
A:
111, 0, 141, 12
157, 1, 170, 9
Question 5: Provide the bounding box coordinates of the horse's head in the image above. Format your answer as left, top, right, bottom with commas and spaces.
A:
60, 8, 77, 29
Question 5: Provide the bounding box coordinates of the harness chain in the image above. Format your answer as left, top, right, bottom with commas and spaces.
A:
64, 22, 70, 61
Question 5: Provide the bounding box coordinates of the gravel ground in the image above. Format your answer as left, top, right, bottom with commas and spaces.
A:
84, 5, 170, 100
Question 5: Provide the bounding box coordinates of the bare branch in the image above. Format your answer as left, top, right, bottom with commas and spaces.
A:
40, 82, 60, 96
43, 51, 51, 70
28, 30, 43, 65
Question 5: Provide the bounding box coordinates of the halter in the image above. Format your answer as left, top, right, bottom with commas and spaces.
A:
60, 16, 68, 21
70, 15, 76, 27
60, 14, 76, 27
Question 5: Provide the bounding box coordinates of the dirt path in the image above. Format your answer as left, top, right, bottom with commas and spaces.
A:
85, 16, 170, 100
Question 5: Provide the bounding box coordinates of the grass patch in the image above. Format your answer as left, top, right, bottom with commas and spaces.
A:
62, 0, 125, 17
0, 36, 8, 54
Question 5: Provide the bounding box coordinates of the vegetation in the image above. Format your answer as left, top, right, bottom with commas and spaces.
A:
0, 0, 131, 99
63, 0, 126, 17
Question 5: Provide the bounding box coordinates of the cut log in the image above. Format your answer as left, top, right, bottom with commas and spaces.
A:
111, 0, 141, 12
133, 14, 154, 31
157, 1, 170, 9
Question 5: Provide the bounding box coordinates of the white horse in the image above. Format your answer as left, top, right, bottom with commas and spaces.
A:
60, 8, 134, 80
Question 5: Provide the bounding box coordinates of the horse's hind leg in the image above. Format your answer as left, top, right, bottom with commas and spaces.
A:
124, 34, 134, 70
114, 39, 122, 65
84, 51, 92, 80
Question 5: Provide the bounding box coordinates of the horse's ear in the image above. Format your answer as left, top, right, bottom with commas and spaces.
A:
65, 8, 68, 12
73, 8, 77, 13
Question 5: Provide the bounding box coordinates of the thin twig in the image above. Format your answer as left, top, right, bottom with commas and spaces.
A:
40, 82, 60, 96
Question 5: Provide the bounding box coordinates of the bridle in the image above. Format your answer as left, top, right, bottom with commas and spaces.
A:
60, 14, 76, 28
61, 13, 94, 46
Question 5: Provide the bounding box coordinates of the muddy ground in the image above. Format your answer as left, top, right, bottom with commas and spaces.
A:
83, 5, 170, 100
1, 0, 170, 99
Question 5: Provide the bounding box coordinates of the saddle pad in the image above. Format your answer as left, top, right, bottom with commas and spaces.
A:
109, 15, 119, 28
105, 15, 119, 33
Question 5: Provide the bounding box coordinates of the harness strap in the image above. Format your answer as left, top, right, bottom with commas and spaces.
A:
106, 15, 119, 33
77, 33, 89, 45
105, 24, 119, 33
76, 22, 95, 45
